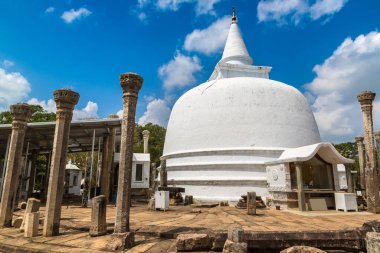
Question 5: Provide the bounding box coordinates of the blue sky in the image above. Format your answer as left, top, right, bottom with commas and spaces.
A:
0, 0, 380, 143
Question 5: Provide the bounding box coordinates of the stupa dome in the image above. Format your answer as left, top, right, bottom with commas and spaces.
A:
161, 10, 321, 201
163, 77, 321, 155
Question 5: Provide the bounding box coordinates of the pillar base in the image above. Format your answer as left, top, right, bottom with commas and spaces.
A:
106, 232, 135, 251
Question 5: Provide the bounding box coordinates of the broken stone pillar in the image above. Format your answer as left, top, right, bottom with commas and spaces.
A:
223, 227, 247, 253
160, 158, 167, 187
345, 164, 354, 193
27, 150, 38, 198
20, 198, 41, 232
295, 162, 306, 211
375, 131, 380, 170
176, 234, 213, 251
357, 91, 380, 213
355, 136, 366, 191
247, 192, 256, 215
82, 155, 91, 208
142, 130, 150, 154
43, 89, 79, 237
24, 212, 39, 238
89, 195, 107, 236
0, 103, 32, 227
366, 232, 380, 253
114, 72, 143, 234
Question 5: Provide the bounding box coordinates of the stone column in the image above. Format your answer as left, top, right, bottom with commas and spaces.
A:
114, 72, 143, 233
357, 91, 380, 213
142, 130, 150, 154
355, 136, 366, 191
24, 212, 39, 238
89, 195, 107, 236
247, 192, 256, 215
43, 89, 79, 237
345, 164, 354, 193
295, 162, 306, 211
0, 103, 32, 227
100, 135, 110, 197
81, 155, 91, 208
150, 162, 156, 188
375, 131, 380, 169
160, 159, 167, 187
27, 150, 38, 198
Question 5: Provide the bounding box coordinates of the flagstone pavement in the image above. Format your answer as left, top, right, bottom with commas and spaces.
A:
0, 203, 379, 252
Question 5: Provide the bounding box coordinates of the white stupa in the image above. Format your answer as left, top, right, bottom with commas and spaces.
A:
161, 10, 348, 203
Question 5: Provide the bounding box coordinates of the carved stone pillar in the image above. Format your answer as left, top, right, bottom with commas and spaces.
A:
357, 91, 380, 213
114, 73, 143, 233
375, 131, 380, 170
295, 162, 306, 211
142, 130, 150, 154
27, 150, 39, 198
43, 89, 79, 236
0, 103, 32, 227
355, 136, 366, 191
160, 158, 167, 187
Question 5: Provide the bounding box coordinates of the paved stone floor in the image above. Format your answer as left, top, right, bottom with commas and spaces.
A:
0, 203, 379, 252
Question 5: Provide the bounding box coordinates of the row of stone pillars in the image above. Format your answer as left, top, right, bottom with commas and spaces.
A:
357, 91, 380, 213
0, 72, 143, 241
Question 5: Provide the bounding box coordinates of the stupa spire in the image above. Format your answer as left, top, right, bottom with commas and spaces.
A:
220, 8, 253, 65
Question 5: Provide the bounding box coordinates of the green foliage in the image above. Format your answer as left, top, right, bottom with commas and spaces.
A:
0, 105, 55, 124
333, 142, 357, 159
134, 123, 166, 166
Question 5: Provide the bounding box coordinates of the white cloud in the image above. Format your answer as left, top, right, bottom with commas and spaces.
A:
310, 0, 348, 20
61, 8, 92, 24
138, 0, 151, 8
184, 16, 230, 55
138, 98, 171, 127
257, 0, 348, 25
0, 68, 31, 112
27, 98, 56, 113
73, 101, 99, 120
257, 0, 308, 25
305, 31, 380, 142
138, 12, 148, 21
158, 51, 202, 90
2, 60, 15, 68
156, 0, 192, 11
194, 0, 221, 16
45, 6, 55, 14
28, 98, 99, 120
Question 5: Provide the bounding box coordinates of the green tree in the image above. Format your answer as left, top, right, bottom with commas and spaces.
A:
134, 123, 166, 166
0, 104, 55, 124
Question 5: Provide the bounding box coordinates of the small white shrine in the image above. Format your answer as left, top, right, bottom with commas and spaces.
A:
65, 160, 82, 196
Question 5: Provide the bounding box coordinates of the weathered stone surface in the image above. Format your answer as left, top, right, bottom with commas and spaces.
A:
20, 202, 27, 209
184, 195, 193, 205
24, 212, 39, 238
357, 91, 380, 213
280, 246, 326, 253
89, 195, 107, 237
247, 192, 256, 215
142, 130, 150, 154
114, 72, 143, 233
355, 136, 365, 191
0, 103, 32, 227
212, 232, 228, 251
12, 217, 23, 228
43, 89, 79, 237
222, 239, 247, 253
191, 208, 201, 213
367, 232, 380, 253
106, 232, 135, 251
228, 227, 244, 243
148, 198, 155, 211
176, 233, 212, 252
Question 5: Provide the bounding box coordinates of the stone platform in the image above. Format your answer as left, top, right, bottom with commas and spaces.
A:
0, 203, 379, 252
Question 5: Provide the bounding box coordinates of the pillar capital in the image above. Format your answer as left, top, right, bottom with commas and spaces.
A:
53, 89, 80, 110
142, 130, 150, 139
10, 103, 32, 122
357, 91, 376, 107
120, 73, 143, 97
108, 114, 119, 119
355, 136, 364, 143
